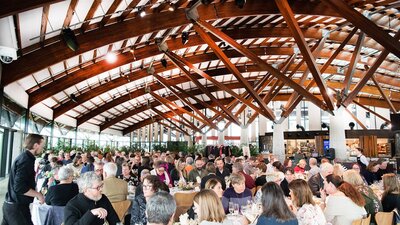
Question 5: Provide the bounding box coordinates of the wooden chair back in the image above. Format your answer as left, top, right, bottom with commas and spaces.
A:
174, 192, 197, 222
111, 199, 131, 223
352, 215, 371, 225
375, 212, 394, 225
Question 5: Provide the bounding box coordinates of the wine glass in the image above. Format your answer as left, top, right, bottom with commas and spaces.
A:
229, 202, 234, 214
233, 203, 240, 215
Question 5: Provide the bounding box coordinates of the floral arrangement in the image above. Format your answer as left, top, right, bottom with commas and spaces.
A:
177, 213, 198, 225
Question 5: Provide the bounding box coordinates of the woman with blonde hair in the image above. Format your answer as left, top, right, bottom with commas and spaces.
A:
288, 179, 326, 225
381, 173, 400, 212
193, 189, 234, 225
343, 169, 382, 223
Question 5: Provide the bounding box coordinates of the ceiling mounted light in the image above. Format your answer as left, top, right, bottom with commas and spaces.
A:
182, 31, 189, 45
61, 28, 79, 51
70, 94, 78, 103
139, 6, 146, 17
168, 3, 175, 11
161, 58, 167, 68
235, 0, 246, 8
105, 52, 117, 63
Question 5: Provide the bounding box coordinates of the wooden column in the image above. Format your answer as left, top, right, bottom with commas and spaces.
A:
359, 135, 378, 157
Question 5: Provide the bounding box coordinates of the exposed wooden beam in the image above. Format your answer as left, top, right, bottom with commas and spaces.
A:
193, 23, 276, 121
0, 0, 64, 18
342, 30, 400, 107
323, 0, 400, 58
100, 0, 123, 27
39, 5, 50, 44
151, 108, 190, 136
118, 0, 141, 21
123, 94, 400, 134
344, 107, 367, 129
80, 0, 102, 33
282, 39, 325, 110
1, 1, 342, 85
276, 0, 335, 111
352, 99, 391, 123
149, 90, 204, 133
371, 75, 397, 113
167, 50, 275, 121
165, 51, 241, 125
342, 32, 365, 96
63, 0, 79, 28
281, 28, 358, 118
152, 73, 218, 129
195, 19, 330, 113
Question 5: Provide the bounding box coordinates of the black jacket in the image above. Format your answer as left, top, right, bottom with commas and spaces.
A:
5, 150, 36, 205
64, 193, 120, 225
308, 173, 324, 197
200, 173, 226, 190
216, 168, 230, 180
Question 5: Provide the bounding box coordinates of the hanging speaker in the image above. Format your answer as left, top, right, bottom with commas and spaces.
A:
61, 28, 79, 51
390, 114, 400, 131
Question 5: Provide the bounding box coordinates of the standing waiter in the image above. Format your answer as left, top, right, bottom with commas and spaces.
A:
2, 134, 46, 225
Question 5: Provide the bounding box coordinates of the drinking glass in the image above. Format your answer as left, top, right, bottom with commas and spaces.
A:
233, 203, 240, 215
229, 202, 234, 214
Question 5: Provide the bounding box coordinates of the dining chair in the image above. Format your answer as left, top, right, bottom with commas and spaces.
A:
251, 187, 257, 196
352, 214, 371, 225
375, 212, 394, 225
111, 199, 132, 223
174, 192, 197, 221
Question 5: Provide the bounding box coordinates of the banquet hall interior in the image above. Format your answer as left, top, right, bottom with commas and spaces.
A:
0, 0, 399, 225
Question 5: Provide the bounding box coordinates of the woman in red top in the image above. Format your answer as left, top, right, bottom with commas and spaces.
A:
294, 159, 307, 173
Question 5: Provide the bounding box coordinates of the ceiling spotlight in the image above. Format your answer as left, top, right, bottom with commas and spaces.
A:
182, 31, 189, 45
105, 52, 117, 63
218, 42, 226, 48
61, 28, 79, 52
139, 7, 146, 17
168, 3, 175, 11
364, 64, 370, 71
161, 58, 167, 68
70, 94, 78, 103
235, 0, 246, 8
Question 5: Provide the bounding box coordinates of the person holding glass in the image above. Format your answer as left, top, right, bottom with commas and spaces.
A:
221, 173, 252, 214
45, 166, 79, 206
288, 179, 326, 225
130, 175, 169, 225
257, 182, 298, 225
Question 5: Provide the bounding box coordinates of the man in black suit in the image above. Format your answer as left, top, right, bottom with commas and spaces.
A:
215, 157, 230, 181
200, 162, 226, 190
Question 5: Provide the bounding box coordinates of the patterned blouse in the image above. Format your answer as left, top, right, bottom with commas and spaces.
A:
296, 204, 326, 225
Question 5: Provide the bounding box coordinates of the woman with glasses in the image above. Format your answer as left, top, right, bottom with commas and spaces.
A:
64, 171, 120, 225
130, 175, 169, 225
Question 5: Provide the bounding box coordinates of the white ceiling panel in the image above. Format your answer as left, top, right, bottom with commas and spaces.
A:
19, 8, 42, 48
70, 0, 95, 29
45, 1, 70, 39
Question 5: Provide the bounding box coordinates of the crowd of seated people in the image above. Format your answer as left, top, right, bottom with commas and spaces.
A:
27, 147, 399, 225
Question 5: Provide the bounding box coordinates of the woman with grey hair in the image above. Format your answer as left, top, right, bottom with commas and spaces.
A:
64, 172, 120, 225
45, 166, 79, 206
